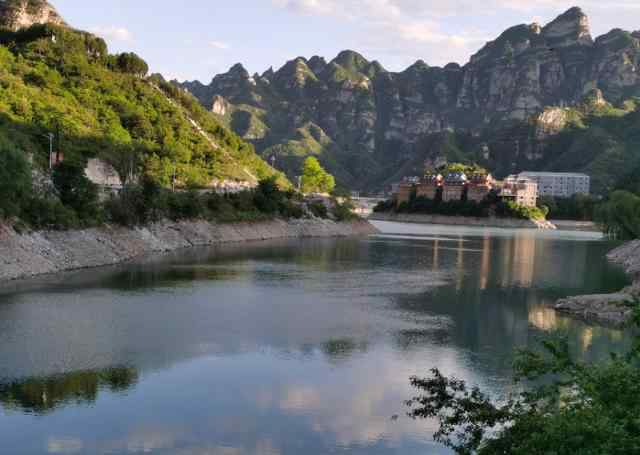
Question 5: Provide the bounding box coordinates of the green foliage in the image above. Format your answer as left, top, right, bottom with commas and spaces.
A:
595, 190, 640, 239
0, 24, 287, 228
0, 147, 31, 218
21, 196, 78, 230
332, 200, 357, 221
111, 52, 148, 77
385, 191, 546, 221
307, 201, 329, 218
538, 194, 597, 221
442, 162, 487, 175
52, 161, 100, 223
407, 310, 640, 454
301, 157, 335, 194
103, 177, 304, 226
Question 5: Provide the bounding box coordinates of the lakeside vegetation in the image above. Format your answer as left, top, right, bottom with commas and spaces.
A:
408, 309, 640, 454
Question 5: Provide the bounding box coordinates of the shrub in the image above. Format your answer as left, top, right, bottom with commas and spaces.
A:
22, 196, 78, 230
333, 201, 357, 221
52, 161, 101, 224
308, 201, 329, 218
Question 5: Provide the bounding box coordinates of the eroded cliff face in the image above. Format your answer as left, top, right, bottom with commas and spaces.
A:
181, 7, 640, 190
0, 0, 66, 31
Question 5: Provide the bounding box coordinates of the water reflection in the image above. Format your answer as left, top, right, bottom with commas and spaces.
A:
0, 222, 631, 455
0, 367, 138, 415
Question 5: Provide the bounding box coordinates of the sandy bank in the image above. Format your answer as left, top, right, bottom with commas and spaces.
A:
369, 212, 556, 229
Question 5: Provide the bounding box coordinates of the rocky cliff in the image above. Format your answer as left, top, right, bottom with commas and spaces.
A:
181, 7, 640, 192
0, 0, 66, 31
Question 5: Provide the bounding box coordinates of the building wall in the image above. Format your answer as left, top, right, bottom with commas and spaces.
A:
520, 172, 590, 198
443, 186, 464, 202
84, 159, 122, 188
395, 184, 413, 205
416, 184, 439, 200
467, 186, 490, 203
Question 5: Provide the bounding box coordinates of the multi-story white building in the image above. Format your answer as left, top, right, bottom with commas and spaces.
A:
519, 172, 590, 198
501, 175, 538, 208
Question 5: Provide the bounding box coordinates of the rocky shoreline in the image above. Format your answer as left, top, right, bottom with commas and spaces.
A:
369, 212, 556, 230
555, 240, 640, 327
0, 218, 378, 283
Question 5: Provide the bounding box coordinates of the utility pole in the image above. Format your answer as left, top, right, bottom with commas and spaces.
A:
172, 161, 177, 192
44, 132, 55, 170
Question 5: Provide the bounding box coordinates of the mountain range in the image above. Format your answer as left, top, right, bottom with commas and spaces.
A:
181, 7, 640, 194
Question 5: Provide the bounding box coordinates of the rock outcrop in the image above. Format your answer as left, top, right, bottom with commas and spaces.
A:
554, 240, 640, 327
0, 0, 66, 31
0, 218, 378, 282
181, 7, 640, 191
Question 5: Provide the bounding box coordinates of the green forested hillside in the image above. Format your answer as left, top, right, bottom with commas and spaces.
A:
0, 24, 285, 188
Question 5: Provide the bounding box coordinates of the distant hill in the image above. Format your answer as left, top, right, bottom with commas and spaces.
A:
181, 7, 640, 194
0, 0, 286, 189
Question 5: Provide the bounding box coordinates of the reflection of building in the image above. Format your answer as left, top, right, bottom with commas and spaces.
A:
519, 172, 590, 197
500, 175, 538, 208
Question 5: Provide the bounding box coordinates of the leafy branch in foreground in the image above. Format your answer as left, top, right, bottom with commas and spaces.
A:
407, 310, 640, 455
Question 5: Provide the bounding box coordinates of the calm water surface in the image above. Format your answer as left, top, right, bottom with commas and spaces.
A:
0, 221, 630, 454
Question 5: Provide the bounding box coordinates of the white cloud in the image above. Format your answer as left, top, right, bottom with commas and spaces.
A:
209, 40, 231, 50
271, 0, 640, 68
89, 26, 133, 43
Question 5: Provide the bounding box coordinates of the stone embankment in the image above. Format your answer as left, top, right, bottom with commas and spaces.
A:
555, 240, 640, 326
369, 213, 556, 230
0, 218, 378, 282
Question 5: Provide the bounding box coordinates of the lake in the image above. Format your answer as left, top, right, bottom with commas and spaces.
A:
0, 221, 630, 454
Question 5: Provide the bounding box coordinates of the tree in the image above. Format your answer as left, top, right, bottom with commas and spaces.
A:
0, 148, 31, 218
596, 190, 640, 239
114, 52, 148, 77
300, 157, 335, 194
407, 311, 640, 455
52, 161, 100, 221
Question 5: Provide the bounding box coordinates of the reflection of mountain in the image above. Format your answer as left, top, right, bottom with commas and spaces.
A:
0, 367, 138, 415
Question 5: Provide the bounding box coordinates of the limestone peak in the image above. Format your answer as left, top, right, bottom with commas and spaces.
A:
0, 0, 66, 31
542, 6, 592, 47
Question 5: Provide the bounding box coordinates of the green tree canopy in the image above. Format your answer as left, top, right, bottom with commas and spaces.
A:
300, 157, 335, 194
0, 148, 31, 218
596, 190, 640, 239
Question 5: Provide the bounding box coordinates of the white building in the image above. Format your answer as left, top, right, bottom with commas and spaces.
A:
519, 172, 590, 198
501, 175, 538, 208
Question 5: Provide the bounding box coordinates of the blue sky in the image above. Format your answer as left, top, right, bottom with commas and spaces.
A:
52, 1, 640, 82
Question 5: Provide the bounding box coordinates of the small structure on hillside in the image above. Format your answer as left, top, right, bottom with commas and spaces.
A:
84, 158, 123, 192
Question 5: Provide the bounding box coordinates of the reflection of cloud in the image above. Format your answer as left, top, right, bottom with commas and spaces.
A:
47, 438, 83, 454
280, 386, 322, 412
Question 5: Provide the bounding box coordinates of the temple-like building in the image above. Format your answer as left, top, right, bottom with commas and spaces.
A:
442, 172, 468, 202
392, 171, 538, 208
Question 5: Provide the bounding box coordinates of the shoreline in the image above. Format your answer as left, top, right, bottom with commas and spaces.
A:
0, 218, 378, 283
369, 212, 556, 230
555, 240, 640, 327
